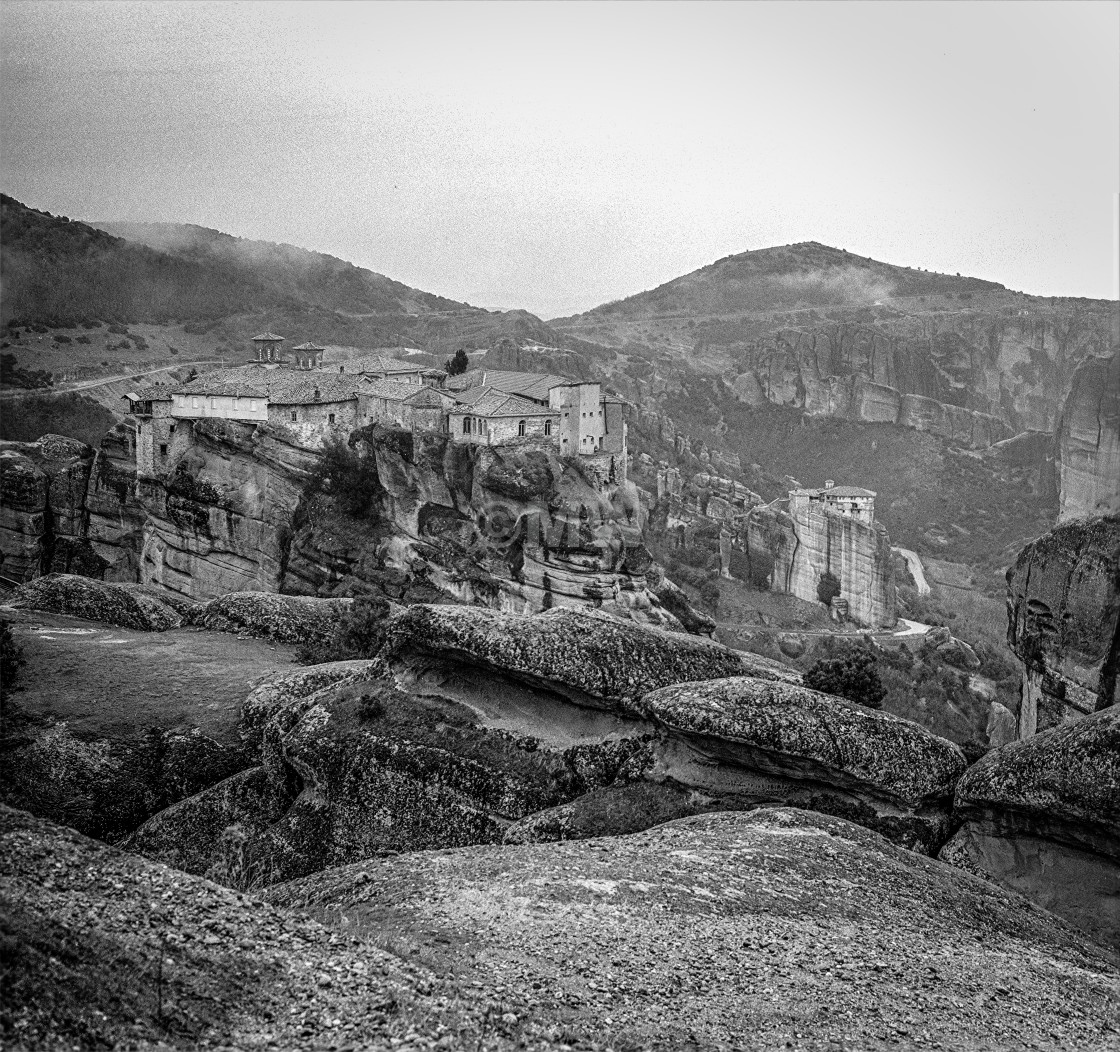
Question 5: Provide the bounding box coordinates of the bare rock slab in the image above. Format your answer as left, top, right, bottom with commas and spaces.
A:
270, 806, 1120, 1052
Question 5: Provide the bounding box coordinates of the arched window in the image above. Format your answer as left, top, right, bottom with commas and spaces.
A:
518, 420, 526, 437
462, 416, 471, 434
544, 420, 552, 436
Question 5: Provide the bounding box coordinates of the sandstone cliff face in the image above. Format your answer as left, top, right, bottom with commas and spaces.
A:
941, 707, 1119, 947
0, 419, 688, 629
726, 311, 1114, 445
1056, 354, 1120, 522
745, 501, 897, 628
1005, 515, 1120, 738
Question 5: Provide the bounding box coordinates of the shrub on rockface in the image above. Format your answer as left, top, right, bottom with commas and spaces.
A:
1, 620, 25, 699
804, 647, 886, 709
817, 571, 841, 606
296, 595, 392, 664
308, 436, 382, 518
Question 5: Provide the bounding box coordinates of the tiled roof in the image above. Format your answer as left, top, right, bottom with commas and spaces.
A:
340, 354, 425, 375
404, 387, 451, 409
449, 389, 557, 419
293, 342, 325, 351
123, 384, 172, 402
359, 378, 423, 402
174, 373, 269, 399
173, 368, 358, 404
251, 332, 285, 342
822, 486, 876, 498
449, 385, 495, 407
478, 370, 571, 403
266, 373, 359, 405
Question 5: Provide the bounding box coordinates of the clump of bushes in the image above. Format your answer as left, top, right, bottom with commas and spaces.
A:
296, 595, 391, 665
306, 436, 382, 518
0, 353, 52, 389
1, 619, 25, 700
804, 646, 886, 709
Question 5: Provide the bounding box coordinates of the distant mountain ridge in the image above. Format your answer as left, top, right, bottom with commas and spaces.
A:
555, 241, 1010, 323
0, 195, 474, 326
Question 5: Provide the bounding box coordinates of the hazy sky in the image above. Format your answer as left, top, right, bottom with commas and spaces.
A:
2, 1, 1118, 316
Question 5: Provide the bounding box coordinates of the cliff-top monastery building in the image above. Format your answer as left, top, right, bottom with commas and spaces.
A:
124, 335, 627, 483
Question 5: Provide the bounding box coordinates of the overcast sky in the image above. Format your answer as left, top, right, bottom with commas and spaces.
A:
2, 1, 1117, 316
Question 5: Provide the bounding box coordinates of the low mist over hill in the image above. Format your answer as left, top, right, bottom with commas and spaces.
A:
556, 241, 1009, 323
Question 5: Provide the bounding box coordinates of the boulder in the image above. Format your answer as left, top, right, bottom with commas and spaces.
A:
639, 676, 966, 852
192, 591, 351, 644
7, 572, 187, 631
383, 603, 799, 714
941, 707, 1120, 946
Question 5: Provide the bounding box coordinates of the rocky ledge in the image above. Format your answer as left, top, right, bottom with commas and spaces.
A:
639, 676, 966, 851
940, 706, 1120, 947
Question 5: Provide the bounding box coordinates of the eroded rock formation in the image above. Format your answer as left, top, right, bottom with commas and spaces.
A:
1, 419, 695, 630
1005, 514, 1120, 737
123, 600, 968, 884
940, 707, 1119, 947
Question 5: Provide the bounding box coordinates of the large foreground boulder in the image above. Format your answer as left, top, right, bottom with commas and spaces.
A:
269, 806, 1119, 1052
383, 602, 799, 712
6, 572, 188, 631
129, 605, 965, 884
940, 707, 1120, 946
638, 676, 967, 851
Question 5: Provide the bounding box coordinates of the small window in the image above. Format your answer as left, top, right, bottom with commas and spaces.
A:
159, 444, 168, 456
340, 365, 345, 373
518, 420, 526, 437
462, 417, 471, 434
169, 425, 175, 434
192, 397, 199, 409
249, 400, 256, 411
328, 413, 335, 424
291, 411, 297, 422
544, 420, 552, 436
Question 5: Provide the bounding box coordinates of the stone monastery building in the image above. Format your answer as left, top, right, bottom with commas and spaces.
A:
124, 335, 627, 482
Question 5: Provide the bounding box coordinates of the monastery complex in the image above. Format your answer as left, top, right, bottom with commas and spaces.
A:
124, 332, 628, 485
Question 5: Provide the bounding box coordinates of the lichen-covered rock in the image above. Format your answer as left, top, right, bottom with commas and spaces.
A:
7, 572, 185, 631
193, 591, 351, 644
383, 603, 799, 713
941, 707, 1120, 946
639, 676, 966, 852
1006, 514, 1120, 736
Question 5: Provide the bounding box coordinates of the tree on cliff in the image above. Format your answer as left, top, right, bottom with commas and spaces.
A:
804, 647, 886, 709
444, 348, 469, 376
